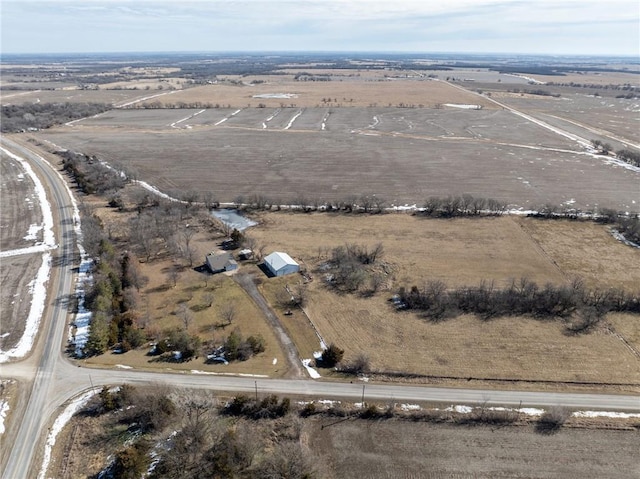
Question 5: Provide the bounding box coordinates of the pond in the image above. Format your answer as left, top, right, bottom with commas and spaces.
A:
211, 208, 257, 231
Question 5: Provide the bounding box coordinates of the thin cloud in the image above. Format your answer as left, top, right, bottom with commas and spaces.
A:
1, 0, 638, 54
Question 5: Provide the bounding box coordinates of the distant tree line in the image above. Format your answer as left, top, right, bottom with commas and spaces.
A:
507, 88, 560, 97
1, 102, 110, 132
420, 195, 507, 217
396, 277, 640, 329
58, 150, 128, 195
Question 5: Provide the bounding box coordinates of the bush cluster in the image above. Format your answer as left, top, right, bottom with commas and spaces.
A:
221, 329, 265, 362
323, 243, 386, 293
224, 394, 291, 419
420, 195, 507, 218
397, 277, 640, 322
151, 328, 202, 362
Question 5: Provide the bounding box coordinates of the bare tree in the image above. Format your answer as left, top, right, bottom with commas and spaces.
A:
167, 265, 181, 288
177, 303, 194, 330
203, 292, 214, 308
175, 226, 197, 266
202, 191, 218, 210
221, 304, 236, 326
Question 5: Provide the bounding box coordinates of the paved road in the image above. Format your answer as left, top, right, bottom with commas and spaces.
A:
1, 137, 639, 479
1, 137, 78, 479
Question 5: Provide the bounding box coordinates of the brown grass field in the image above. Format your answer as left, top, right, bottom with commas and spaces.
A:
247, 212, 640, 387
139, 76, 498, 109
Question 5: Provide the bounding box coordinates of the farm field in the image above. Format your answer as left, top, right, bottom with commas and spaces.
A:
36, 105, 639, 211
0, 88, 174, 108
0, 153, 43, 249
248, 212, 640, 387
495, 93, 640, 145
0, 254, 43, 351
137, 76, 499, 109
308, 419, 640, 479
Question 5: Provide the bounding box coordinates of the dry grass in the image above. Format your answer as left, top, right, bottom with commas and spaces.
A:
249, 212, 566, 288
517, 218, 640, 291
143, 76, 498, 109
608, 313, 640, 351
248, 212, 640, 386
84, 262, 289, 376
258, 275, 322, 359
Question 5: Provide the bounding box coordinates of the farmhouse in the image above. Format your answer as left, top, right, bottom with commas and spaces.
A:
264, 251, 299, 277
206, 252, 238, 274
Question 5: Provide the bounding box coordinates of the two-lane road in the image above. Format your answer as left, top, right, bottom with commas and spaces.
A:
1, 137, 78, 479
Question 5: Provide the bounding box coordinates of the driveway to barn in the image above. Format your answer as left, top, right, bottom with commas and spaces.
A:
234, 272, 304, 378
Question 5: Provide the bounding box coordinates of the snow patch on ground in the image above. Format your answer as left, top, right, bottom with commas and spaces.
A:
284, 109, 303, 130
190, 370, 269, 378
610, 229, 640, 249
69, 254, 93, 357
301, 359, 321, 378
24, 223, 43, 241
169, 109, 205, 128
0, 399, 9, 434
253, 93, 298, 99
272, 358, 278, 365
38, 388, 99, 479
444, 103, 482, 109
0, 253, 51, 362
115, 364, 133, 369
573, 410, 640, 418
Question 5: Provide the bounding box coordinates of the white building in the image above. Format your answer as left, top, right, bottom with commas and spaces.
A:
264, 251, 300, 277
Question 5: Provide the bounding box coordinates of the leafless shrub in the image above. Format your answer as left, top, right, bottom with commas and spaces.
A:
536, 406, 571, 434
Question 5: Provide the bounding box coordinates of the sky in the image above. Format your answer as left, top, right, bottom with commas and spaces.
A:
1, 0, 639, 56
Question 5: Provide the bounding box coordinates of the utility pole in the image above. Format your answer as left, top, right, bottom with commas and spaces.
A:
361, 384, 365, 407
255, 381, 258, 401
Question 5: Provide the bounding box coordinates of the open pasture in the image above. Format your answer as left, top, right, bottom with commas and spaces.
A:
0, 153, 43, 249
40, 108, 639, 210
250, 212, 640, 386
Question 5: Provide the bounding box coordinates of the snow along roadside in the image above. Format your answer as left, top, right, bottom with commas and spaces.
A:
0, 147, 57, 362
37, 388, 99, 479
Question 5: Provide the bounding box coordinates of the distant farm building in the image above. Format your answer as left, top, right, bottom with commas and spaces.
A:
206, 252, 238, 274
264, 252, 300, 277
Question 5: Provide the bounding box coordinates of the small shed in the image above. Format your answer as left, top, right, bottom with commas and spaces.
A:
238, 248, 253, 260
206, 252, 238, 274
264, 251, 300, 277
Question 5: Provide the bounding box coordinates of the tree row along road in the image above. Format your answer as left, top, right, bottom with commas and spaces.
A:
1, 137, 639, 479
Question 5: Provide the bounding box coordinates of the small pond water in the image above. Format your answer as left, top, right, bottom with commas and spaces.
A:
211, 208, 257, 231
